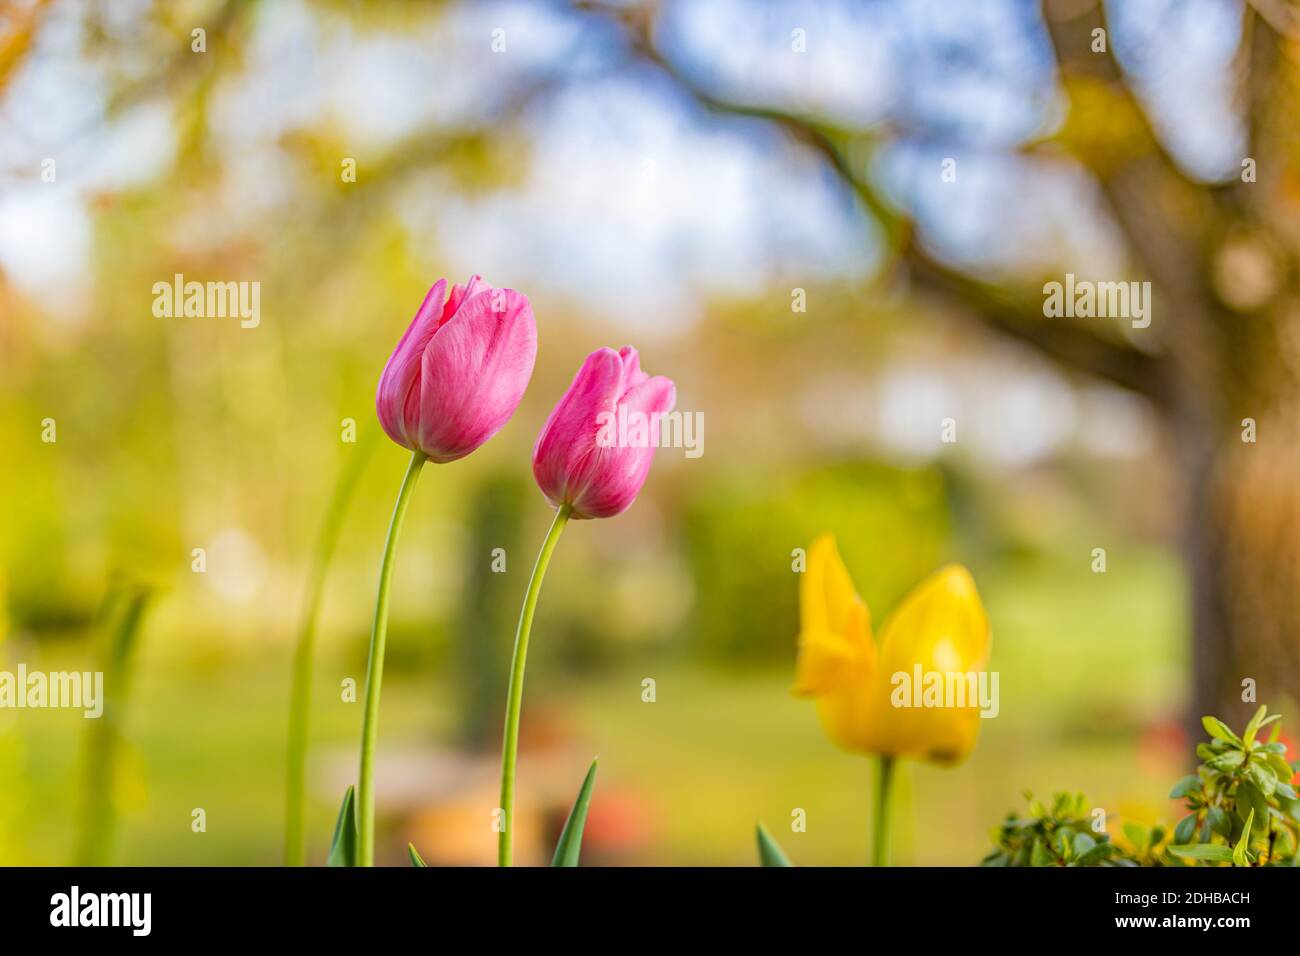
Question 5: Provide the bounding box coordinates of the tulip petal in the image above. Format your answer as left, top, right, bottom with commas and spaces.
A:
875, 564, 990, 764
617, 345, 649, 389
533, 347, 625, 508
415, 287, 537, 463
793, 628, 858, 697
801, 535, 871, 641
621, 373, 676, 417
565, 373, 674, 519
443, 274, 485, 323
877, 565, 989, 675
376, 279, 447, 450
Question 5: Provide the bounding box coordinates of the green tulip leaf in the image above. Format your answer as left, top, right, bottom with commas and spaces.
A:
756, 823, 793, 867
327, 785, 358, 868
551, 758, 598, 867
408, 842, 427, 867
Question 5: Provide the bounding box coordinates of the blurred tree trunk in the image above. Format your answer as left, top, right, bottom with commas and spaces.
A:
1042, 0, 1300, 729
1038, 0, 1300, 732
1181, 308, 1300, 730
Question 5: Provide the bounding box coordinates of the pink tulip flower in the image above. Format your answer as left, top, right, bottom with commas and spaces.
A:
376, 276, 537, 463
533, 346, 676, 519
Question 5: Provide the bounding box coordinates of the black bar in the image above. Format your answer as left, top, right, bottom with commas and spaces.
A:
0, 865, 1281, 940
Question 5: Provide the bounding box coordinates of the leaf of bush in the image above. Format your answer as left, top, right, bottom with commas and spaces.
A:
1248, 761, 1277, 797
1267, 753, 1294, 782
1208, 750, 1245, 771
1173, 814, 1198, 845
1202, 716, 1242, 746
1122, 822, 1147, 849
1243, 707, 1279, 748
408, 842, 427, 867
1169, 843, 1234, 863
1237, 780, 1270, 836
1207, 806, 1231, 837
1233, 810, 1254, 866
1075, 842, 1113, 866
1242, 706, 1269, 747
552, 758, 598, 867
1030, 838, 1053, 867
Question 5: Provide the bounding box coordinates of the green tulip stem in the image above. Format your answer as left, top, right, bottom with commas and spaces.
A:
873, 754, 896, 867
498, 503, 572, 867
357, 450, 426, 867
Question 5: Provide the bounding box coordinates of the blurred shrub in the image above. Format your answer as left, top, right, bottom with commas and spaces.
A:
684, 459, 951, 663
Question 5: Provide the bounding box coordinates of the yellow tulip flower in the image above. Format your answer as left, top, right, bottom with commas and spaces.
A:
794, 534, 992, 765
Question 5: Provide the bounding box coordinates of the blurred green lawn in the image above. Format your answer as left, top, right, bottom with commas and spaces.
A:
1, 547, 1186, 866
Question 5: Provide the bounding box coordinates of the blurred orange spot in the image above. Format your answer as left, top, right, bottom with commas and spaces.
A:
1138, 718, 1186, 775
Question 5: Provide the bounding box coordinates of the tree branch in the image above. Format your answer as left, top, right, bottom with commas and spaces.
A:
583, 0, 1174, 405
904, 242, 1173, 401
1039, 0, 1220, 312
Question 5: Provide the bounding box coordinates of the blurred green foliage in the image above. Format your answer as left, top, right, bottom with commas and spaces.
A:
983, 791, 1132, 867
686, 460, 950, 662
453, 471, 528, 750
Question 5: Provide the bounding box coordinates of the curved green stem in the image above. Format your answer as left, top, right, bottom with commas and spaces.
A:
872, 754, 896, 867
284, 430, 376, 866
357, 450, 426, 867
497, 504, 571, 867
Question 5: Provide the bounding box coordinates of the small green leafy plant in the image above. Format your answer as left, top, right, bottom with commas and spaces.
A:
981, 791, 1132, 867
981, 704, 1300, 867
1165, 705, 1300, 866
